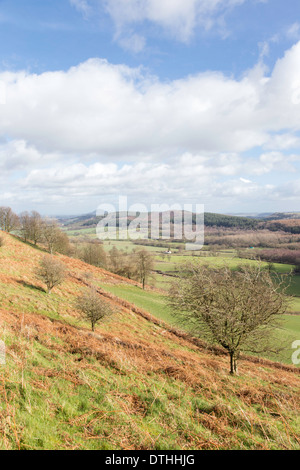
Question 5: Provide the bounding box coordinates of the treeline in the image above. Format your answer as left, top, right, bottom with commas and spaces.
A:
0, 207, 20, 233
0, 206, 155, 288
0, 206, 108, 262
0, 207, 71, 255
133, 239, 182, 250
63, 211, 261, 233
204, 226, 300, 249
258, 249, 300, 268
203, 213, 258, 229
264, 220, 300, 234
73, 242, 154, 289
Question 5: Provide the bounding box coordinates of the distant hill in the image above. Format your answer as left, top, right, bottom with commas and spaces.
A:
59, 210, 260, 231
264, 212, 300, 220
264, 218, 300, 234
203, 212, 258, 228
227, 212, 274, 219
59, 210, 300, 237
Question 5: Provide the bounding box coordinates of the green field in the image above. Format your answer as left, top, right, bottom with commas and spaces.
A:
154, 254, 295, 274
97, 281, 300, 365
99, 283, 175, 326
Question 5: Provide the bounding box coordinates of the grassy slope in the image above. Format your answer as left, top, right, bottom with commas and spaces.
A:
97, 283, 300, 364
0, 233, 299, 450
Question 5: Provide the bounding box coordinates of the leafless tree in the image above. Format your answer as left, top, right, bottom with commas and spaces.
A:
134, 249, 154, 289
76, 288, 113, 331
81, 242, 107, 268
0, 207, 19, 232
29, 211, 43, 245
52, 230, 72, 255
169, 263, 288, 374
19, 211, 43, 244
19, 211, 31, 242
36, 255, 66, 294
41, 218, 65, 254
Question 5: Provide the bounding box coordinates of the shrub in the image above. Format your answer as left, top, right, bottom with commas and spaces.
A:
36, 255, 66, 294
76, 288, 113, 331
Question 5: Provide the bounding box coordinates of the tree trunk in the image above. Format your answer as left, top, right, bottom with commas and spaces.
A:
234, 357, 238, 374
229, 352, 238, 375
229, 352, 235, 375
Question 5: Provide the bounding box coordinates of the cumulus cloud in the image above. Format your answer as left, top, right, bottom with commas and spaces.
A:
12, 157, 262, 210
1, 41, 300, 158
1, 148, 298, 213
1, 41, 300, 212
0, 140, 63, 175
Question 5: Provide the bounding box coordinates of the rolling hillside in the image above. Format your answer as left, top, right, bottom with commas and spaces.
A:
59, 210, 259, 232
0, 232, 299, 450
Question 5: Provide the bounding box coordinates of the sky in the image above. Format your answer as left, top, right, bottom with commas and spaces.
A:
0, 0, 300, 215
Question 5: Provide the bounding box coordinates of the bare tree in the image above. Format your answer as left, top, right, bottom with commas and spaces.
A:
169, 263, 288, 374
81, 242, 107, 268
52, 230, 72, 255
19, 211, 31, 242
41, 218, 66, 254
19, 210, 43, 244
29, 211, 43, 245
36, 255, 66, 294
108, 246, 120, 273
76, 288, 113, 331
107, 247, 138, 280
0, 207, 19, 232
134, 249, 154, 289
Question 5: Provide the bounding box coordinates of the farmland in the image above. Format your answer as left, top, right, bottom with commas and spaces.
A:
0, 231, 299, 450
0, 209, 299, 450
66, 224, 300, 365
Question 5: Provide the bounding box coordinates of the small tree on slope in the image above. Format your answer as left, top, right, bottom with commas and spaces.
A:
76, 288, 113, 331
168, 263, 288, 374
36, 255, 66, 294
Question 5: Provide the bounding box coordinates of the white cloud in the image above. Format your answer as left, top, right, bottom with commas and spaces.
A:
70, 0, 247, 50
1, 41, 300, 212
240, 177, 252, 184
70, 0, 91, 16
1, 42, 300, 158
0, 140, 63, 174
105, 0, 199, 43
255, 152, 300, 175
119, 33, 146, 53
14, 157, 260, 209
286, 22, 300, 41
1, 148, 297, 213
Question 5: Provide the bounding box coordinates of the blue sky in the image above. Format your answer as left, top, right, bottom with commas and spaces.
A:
1, 0, 299, 77
0, 0, 300, 214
